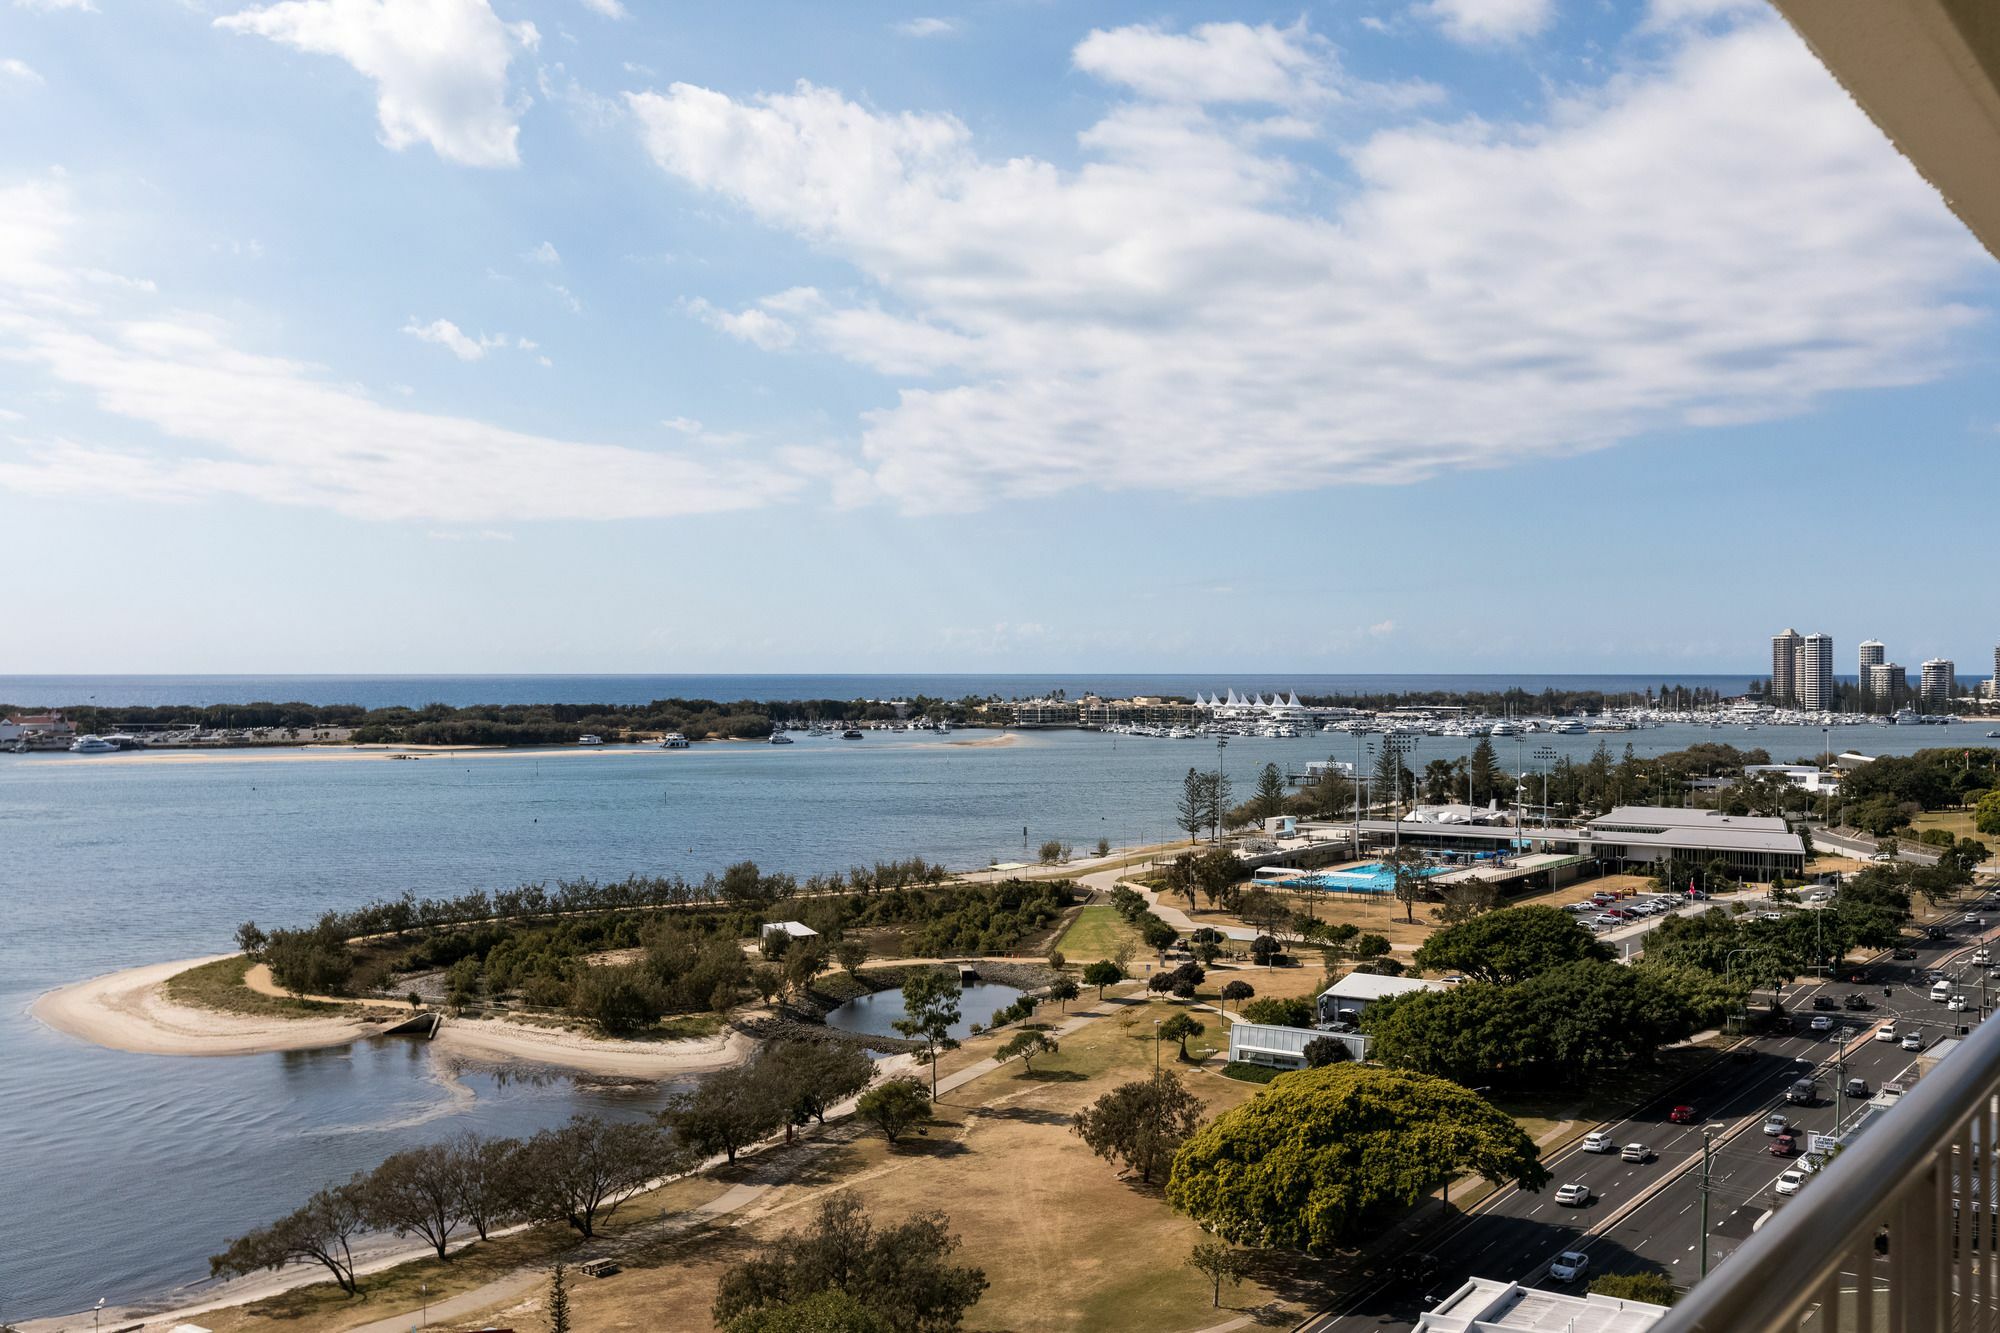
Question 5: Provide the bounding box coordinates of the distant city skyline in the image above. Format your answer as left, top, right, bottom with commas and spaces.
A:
4, 0, 2000, 672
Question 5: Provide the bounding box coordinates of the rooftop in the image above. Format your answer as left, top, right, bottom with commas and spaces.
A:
1321, 973, 1442, 1002
1416, 1278, 1666, 1333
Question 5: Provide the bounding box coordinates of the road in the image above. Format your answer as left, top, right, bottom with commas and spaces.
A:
1815, 827, 1941, 867
1305, 894, 2000, 1331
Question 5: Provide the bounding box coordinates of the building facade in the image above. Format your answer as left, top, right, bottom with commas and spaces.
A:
1920, 658, 1956, 709
1797, 633, 1834, 711
1771, 628, 1803, 704
1866, 661, 1907, 701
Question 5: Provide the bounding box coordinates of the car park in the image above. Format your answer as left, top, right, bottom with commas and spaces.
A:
1620, 1143, 1650, 1163
1775, 1168, 1808, 1196
1556, 1184, 1591, 1207
1583, 1131, 1616, 1154
1669, 1104, 1699, 1124
1763, 1114, 1791, 1136
1549, 1251, 1590, 1281
1810, 1014, 1833, 1032
1903, 1033, 1925, 1051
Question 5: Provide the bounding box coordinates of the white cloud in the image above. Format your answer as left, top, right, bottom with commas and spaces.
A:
0, 57, 44, 86
547, 282, 581, 313
525, 240, 560, 264
576, 0, 625, 17
402, 316, 506, 360
661, 416, 703, 434
1368, 620, 1397, 638
893, 17, 957, 38
1072, 21, 1335, 106
214, 0, 538, 168
1419, 0, 1554, 44
0, 180, 786, 523
12, 0, 94, 10
628, 17, 1986, 513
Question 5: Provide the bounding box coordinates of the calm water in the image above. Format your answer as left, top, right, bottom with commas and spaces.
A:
823, 982, 1027, 1043
0, 715, 1984, 1320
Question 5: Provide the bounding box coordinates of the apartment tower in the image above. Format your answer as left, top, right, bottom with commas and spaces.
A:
1921, 658, 1956, 710
1797, 633, 1834, 711
1772, 628, 1803, 704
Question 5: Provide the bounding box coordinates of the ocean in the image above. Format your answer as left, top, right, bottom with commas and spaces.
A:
0, 677, 1981, 1322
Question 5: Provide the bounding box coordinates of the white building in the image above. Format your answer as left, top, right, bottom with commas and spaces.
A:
1414, 1278, 1666, 1332
1226, 1020, 1366, 1069
1859, 640, 1886, 700
1743, 764, 1840, 794
1317, 972, 1443, 1024
1866, 661, 1907, 701
1921, 658, 1956, 709
1797, 633, 1835, 710
761, 920, 819, 941
1771, 628, 1803, 704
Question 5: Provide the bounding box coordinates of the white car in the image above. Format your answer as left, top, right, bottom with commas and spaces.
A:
1763, 1114, 1790, 1136
1877, 1025, 1900, 1042
1583, 1131, 1616, 1154
1549, 1250, 1590, 1281
1775, 1168, 1808, 1196
1903, 1033, 1925, 1051
1974, 950, 1992, 965
1556, 1183, 1591, 1207
1949, 997, 1968, 1012
1809, 1015, 1833, 1032
1620, 1143, 1650, 1163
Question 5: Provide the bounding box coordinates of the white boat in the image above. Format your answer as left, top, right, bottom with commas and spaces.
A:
937, 720, 952, 734
69, 736, 117, 754
1892, 708, 1919, 726
660, 732, 689, 749
1552, 720, 1587, 735
1488, 721, 1523, 737
577, 733, 604, 746
768, 732, 793, 745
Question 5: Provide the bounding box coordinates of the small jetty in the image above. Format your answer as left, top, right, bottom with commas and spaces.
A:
384, 1012, 441, 1039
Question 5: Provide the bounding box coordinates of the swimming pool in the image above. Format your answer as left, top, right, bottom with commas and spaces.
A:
1293, 862, 1453, 894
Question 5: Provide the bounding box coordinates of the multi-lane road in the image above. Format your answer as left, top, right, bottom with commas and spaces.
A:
1305, 895, 2000, 1331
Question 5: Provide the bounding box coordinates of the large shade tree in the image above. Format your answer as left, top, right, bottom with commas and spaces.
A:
1165, 1065, 1548, 1253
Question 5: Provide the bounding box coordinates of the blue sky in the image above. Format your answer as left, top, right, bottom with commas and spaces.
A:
2, 0, 1996, 676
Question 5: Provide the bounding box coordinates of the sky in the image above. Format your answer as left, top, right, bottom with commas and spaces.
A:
1, 0, 1997, 676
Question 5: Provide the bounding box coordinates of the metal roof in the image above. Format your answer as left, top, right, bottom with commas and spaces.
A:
1416, 1279, 1666, 1332
1321, 973, 1441, 1002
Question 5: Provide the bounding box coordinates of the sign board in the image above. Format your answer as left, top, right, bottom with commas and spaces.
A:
1809, 1133, 1840, 1155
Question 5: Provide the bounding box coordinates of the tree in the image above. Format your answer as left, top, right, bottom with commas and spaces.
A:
1240, 996, 1313, 1027
786, 944, 832, 999
665, 1065, 784, 1164
1219, 980, 1254, 1011
1302, 1036, 1349, 1067
1202, 770, 1234, 842
1412, 905, 1611, 984
997, 1029, 1058, 1073
210, 1178, 370, 1295
1165, 1065, 1549, 1253
1047, 976, 1080, 1011
1159, 1012, 1205, 1060
726, 1290, 892, 1333
893, 969, 964, 1102
1431, 879, 1498, 927
712, 1193, 988, 1333
1468, 737, 1502, 806
1193, 847, 1243, 907
455, 1132, 526, 1241
548, 1261, 572, 1333
1164, 853, 1200, 913
1250, 763, 1287, 823
364, 1143, 469, 1260
856, 1077, 932, 1145
751, 964, 786, 1004
1082, 959, 1124, 999
568, 962, 667, 1036
1186, 1241, 1252, 1308
1038, 839, 1065, 865
836, 940, 870, 976
235, 920, 267, 958
518, 1117, 682, 1238
1384, 848, 1431, 924
1590, 1272, 1678, 1305
1977, 789, 2000, 838
1177, 768, 1208, 843
758, 1040, 876, 1132
1072, 1071, 1207, 1184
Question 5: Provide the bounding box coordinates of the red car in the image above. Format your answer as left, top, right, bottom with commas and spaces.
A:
1669, 1105, 1699, 1125
1770, 1133, 1797, 1156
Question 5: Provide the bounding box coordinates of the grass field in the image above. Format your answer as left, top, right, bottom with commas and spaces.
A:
165, 956, 355, 1019
1910, 809, 1995, 859
1053, 904, 1146, 962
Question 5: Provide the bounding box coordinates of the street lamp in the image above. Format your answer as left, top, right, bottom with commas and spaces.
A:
1534, 746, 1558, 829
1154, 1017, 1162, 1073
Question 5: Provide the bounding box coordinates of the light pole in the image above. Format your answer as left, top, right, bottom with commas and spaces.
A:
1535, 746, 1557, 829
1699, 1127, 1718, 1278
1214, 736, 1228, 844
1154, 1018, 1162, 1073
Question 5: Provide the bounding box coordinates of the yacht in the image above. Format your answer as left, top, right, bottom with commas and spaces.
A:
1891, 708, 1920, 726
841, 728, 864, 739
768, 731, 793, 745
68, 735, 117, 754
660, 732, 690, 749
1488, 720, 1524, 737
1552, 720, 1588, 735
936, 719, 952, 734
577, 733, 604, 746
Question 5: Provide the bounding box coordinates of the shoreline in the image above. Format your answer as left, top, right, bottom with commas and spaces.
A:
31, 956, 759, 1076
0, 732, 1024, 767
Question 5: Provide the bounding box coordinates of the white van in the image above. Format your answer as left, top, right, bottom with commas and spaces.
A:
1932, 979, 1955, 1002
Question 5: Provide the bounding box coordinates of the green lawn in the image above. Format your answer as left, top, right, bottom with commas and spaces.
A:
1054, 905, 1146, 962
1909, 809, 1995, 858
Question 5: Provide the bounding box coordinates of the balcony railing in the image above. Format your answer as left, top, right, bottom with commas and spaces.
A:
1660, 1009, 2000, 1332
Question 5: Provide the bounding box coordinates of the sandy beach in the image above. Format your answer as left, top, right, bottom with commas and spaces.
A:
29, 956, 391, 1056
32, 955, 758, 1076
